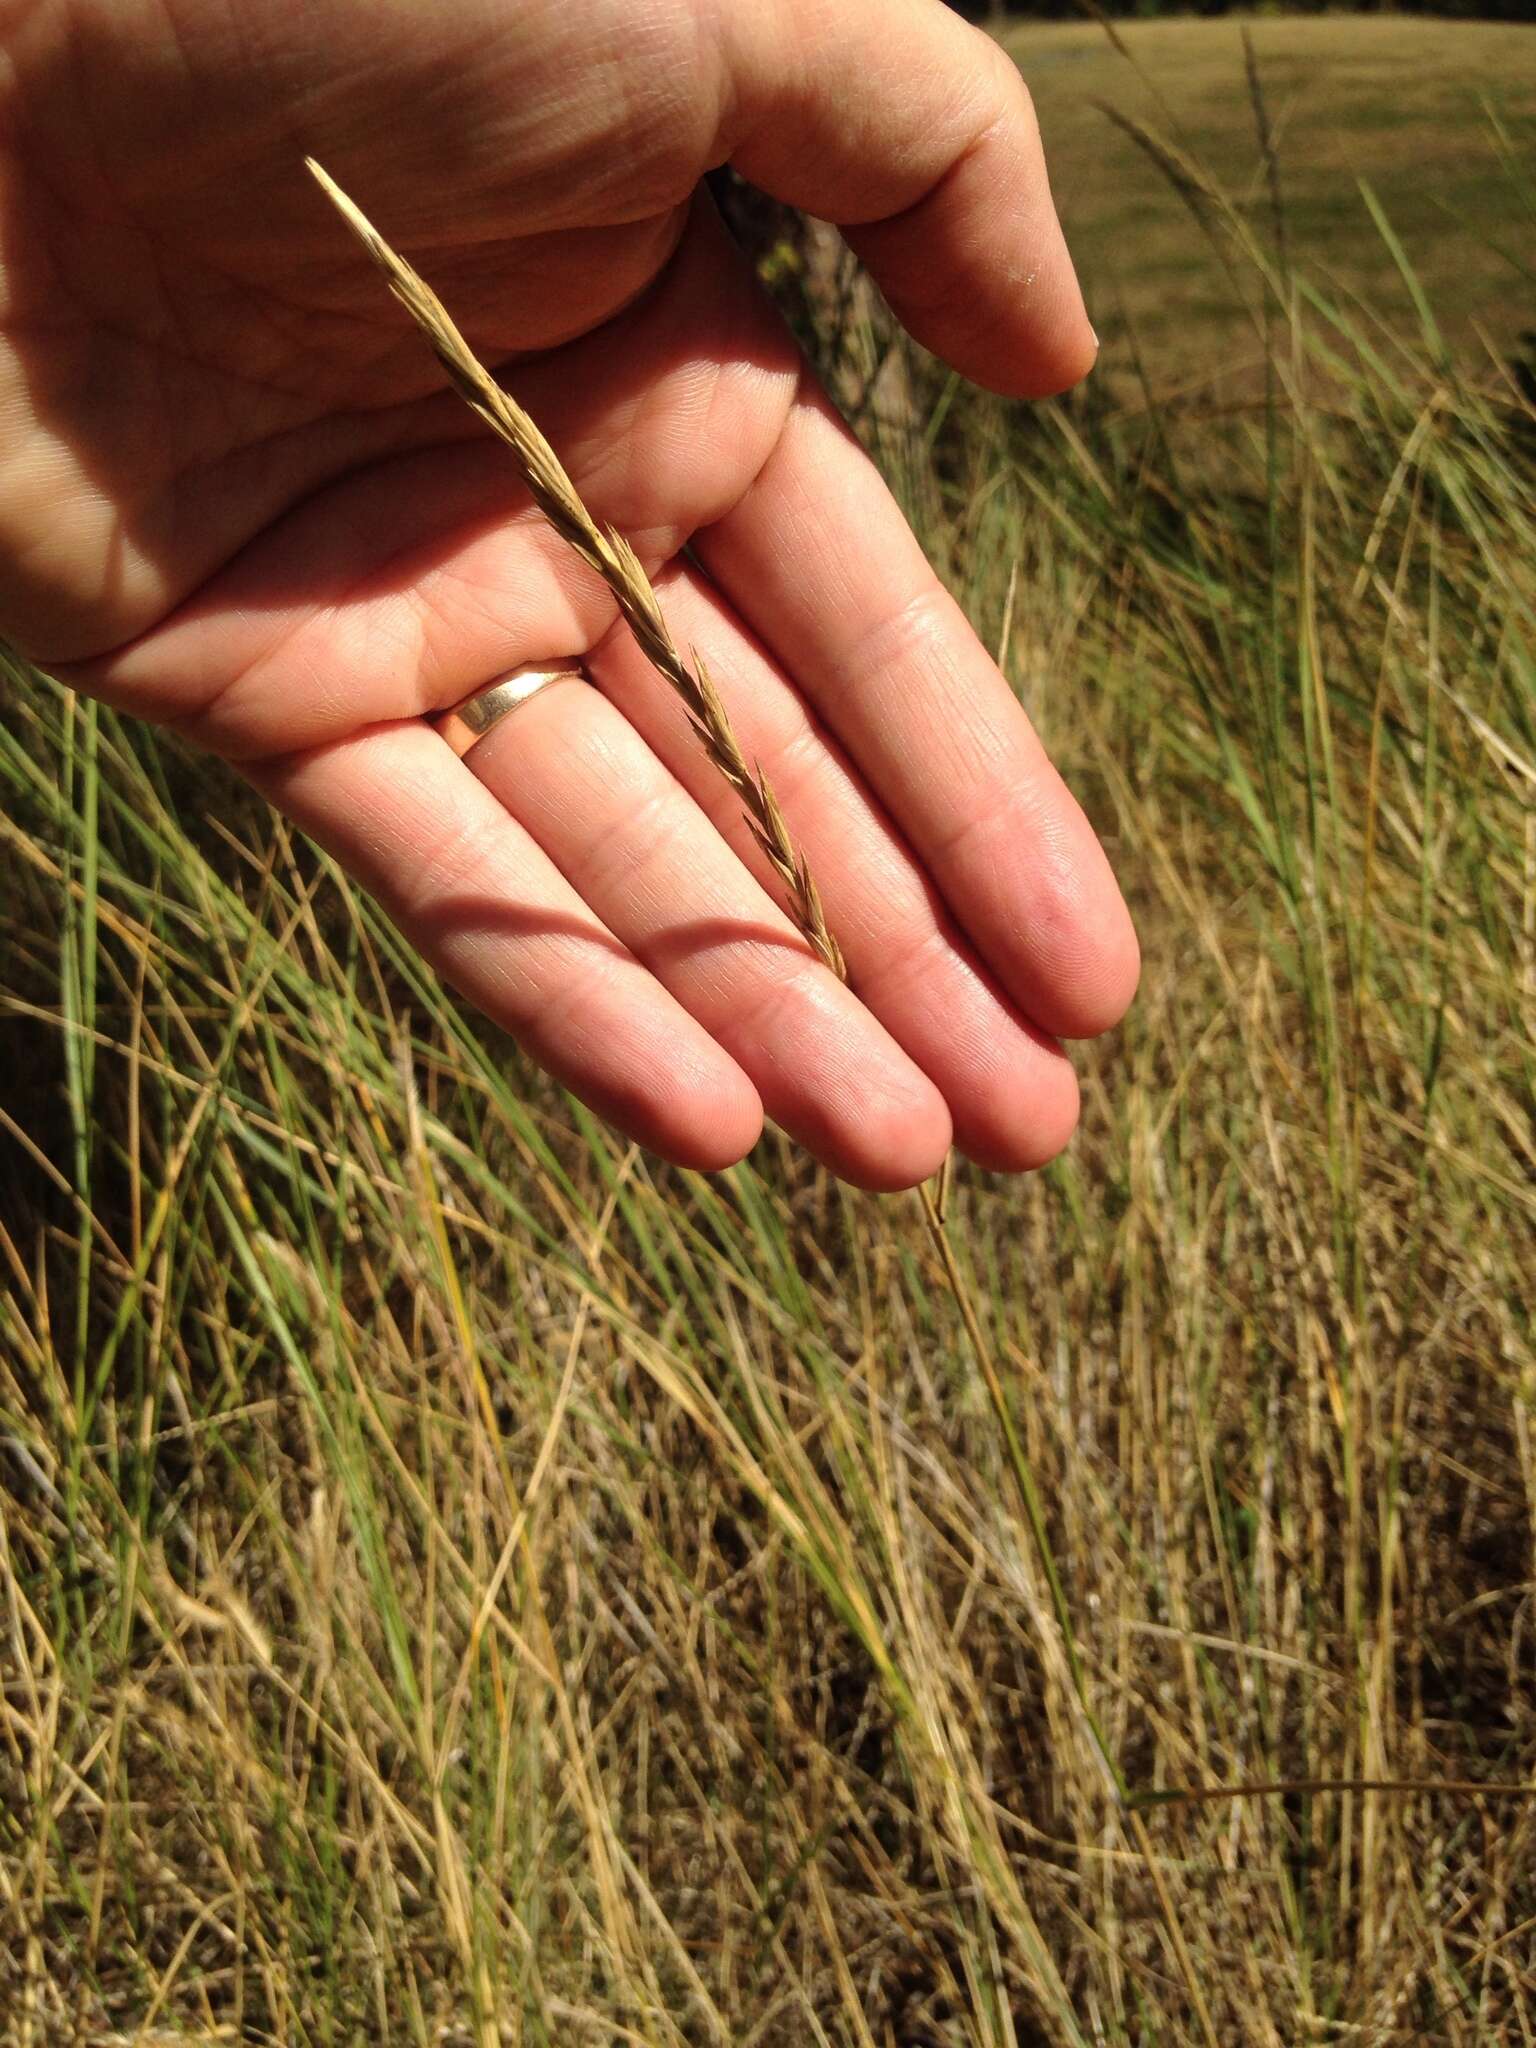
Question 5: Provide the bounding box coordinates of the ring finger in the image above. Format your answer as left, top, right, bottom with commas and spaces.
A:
456, 671, 953, 1190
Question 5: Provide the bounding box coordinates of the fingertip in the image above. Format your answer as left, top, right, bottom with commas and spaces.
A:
962, 792, 1141, 1043
663, 1111, 764, 1177
952, 1049, 1081, 1175
1043, 896, 1141, 1043
1005, 303, 1099, 404
551, 1009, 764, 1176
866, 264, 1097, 403
636, 1053, 765, 1176
821, 1068, 954, 1193
1085, 909, 1141, 1039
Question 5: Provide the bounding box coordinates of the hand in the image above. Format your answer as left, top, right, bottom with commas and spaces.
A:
0, 0, 1138, 1188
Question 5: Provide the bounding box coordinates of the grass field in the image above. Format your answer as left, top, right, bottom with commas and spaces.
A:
1012, 15, 1536, 385
3, 17, 1536, 2047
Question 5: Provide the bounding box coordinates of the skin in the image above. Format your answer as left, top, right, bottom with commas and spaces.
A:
0, 0, 1139, 1189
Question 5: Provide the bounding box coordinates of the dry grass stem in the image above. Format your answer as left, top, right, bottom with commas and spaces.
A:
305, 158, 844, 980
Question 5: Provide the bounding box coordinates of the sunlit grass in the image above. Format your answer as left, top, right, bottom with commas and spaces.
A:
3, 66, 1535, 2046
1015, 13, 1536, 379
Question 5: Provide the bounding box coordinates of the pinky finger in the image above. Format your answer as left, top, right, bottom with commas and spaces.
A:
249, 719, 765, 1172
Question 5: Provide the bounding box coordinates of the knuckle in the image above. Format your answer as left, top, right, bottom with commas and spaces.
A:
580, 781, 688, 902
395, 806, 496, 917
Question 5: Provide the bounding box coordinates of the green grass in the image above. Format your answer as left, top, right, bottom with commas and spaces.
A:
1014, 15, 1536, 382
3, 39, 1536, 2046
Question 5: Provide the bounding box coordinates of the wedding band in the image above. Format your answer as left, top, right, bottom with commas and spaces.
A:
433, 662, 588, 758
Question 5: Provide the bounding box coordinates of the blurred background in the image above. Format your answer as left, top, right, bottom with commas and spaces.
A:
3, 6, 1534, 2044
952, 0, 1531, 19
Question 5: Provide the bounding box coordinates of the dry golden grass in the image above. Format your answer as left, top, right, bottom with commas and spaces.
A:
2, 63, 1535, 2048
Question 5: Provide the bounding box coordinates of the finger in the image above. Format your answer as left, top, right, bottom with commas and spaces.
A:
248, 719, 763, 1173
693, 383, 1140, 1042
457, 676, 953, 1192
590, 564, 1082, 1173
723, 0, 1093, 397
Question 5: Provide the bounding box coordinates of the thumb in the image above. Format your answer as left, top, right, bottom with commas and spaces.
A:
720, 0, 1093, 400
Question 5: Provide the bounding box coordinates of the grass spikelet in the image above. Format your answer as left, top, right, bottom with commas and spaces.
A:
305, 157, 844, 980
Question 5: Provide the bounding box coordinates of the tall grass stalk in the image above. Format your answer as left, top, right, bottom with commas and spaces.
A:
306, 156, 1154, 1984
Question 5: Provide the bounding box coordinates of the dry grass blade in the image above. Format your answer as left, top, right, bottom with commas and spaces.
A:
305, 157, 844, 980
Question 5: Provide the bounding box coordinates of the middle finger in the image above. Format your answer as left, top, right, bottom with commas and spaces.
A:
459, 672, 953, 1191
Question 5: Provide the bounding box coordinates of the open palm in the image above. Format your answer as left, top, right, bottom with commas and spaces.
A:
0, 0, 1138, 1187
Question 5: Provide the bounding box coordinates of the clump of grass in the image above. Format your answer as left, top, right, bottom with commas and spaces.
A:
3, 60, 1535, 2048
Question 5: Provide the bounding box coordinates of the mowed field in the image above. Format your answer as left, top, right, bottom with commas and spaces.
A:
1008, 14, 1536, 382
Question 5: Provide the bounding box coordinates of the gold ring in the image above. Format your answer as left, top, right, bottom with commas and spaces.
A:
432, 662, 588, 759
